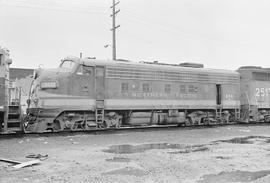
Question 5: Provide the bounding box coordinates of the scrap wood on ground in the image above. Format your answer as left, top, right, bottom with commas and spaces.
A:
0, 157, 41, 169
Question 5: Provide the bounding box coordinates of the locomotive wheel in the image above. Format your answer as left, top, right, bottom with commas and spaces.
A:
185, 118, 192, 126
98, 121, 108, 129
70, 122, 79, 131
202, 118, 210, 125
51, 120, 62, 132
265, 116, 270, 123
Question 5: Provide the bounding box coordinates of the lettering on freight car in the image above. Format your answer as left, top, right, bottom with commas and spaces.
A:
255, 88, 270, 97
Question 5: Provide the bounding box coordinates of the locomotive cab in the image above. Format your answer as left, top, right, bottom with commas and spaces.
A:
26, 58, 95, 132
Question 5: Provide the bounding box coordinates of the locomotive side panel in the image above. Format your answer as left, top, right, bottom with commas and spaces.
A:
250, 81, 270, 108
30, 64, 96, 111
222, 84, 240, 109
0, 77, 5, 107
238, 67, 270, 122
105, 78, 240, 110
104, 64, 240, 110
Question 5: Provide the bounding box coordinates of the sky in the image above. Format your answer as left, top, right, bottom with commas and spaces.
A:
1, 0, 270, 70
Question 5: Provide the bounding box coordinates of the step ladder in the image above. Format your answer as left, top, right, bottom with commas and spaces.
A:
95, 100, 104, 128
2, 87, 22, 133
235, 108, 241, 120
216, 106, 222, 123
7, 105, 22, 132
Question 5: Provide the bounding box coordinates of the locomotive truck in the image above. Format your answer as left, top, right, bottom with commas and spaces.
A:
24, 57, 241, 133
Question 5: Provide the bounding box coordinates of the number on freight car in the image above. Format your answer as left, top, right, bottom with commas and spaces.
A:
255, 88, 270, 97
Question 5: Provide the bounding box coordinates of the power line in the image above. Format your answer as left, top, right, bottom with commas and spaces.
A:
1, 0, 108, 14
121, 9, 248, 47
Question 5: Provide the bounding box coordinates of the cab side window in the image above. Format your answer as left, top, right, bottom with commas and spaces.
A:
76, 65, 92, 76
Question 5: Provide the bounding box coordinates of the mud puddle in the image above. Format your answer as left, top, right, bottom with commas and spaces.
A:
198, 170, 270, 183
103, 143, 208, 154
215, 156, 231, 160
105, 157, 131, 163
102, 167, 146, 176
168, 146, 209, 154
214, 136, 270, 144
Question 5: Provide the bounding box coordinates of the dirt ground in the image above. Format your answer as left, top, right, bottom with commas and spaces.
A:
1, 125, 270, 183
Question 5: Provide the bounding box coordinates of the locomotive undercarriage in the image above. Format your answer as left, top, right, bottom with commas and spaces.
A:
258, 109, 270, 122
250, 109, 270, 122
241, 105, 270, 123
24, 107, 240, 133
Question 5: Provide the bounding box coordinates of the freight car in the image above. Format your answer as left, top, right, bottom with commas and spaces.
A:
238, 66, 270, 122
24, 57, 241, 133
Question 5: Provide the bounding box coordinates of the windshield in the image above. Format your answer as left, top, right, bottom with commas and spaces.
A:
60, 60, 75, 70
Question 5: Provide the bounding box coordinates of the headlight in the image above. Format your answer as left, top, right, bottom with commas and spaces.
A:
40, 81, 58, 89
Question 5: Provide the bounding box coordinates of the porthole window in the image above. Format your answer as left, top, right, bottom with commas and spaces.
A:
121, 83, 129, 92
143, 83, 150, 92
165, 84, 171, 93
188, 85, 194, 93
188, 85, 198, 93
180, 85, 186, 93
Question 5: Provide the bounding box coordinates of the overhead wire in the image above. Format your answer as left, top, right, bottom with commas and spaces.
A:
1, 0, 255, 49
121, 8, 252, 48
0, 0, 109, 14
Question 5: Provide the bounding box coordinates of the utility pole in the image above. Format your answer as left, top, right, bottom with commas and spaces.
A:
110, 0, 120, 60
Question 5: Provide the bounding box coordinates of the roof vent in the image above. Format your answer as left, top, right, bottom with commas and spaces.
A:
179, 62, 204, 68
116, 59, 131, 62
85, 57, 96, 59
238, 66, 262, 70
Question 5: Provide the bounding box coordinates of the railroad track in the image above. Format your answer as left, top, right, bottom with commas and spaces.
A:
0, 122, 269, 139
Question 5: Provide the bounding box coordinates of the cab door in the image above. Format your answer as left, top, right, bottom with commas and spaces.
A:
216, 84, 222, 105
95, 66, 105, 100
74, 65, 94, 97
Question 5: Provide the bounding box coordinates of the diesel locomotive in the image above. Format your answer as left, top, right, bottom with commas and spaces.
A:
24, 57, 243, 133
238, 66, 270, 122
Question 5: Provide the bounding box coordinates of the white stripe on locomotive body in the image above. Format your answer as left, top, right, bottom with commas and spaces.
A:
42, 98, 95, 109
38, 97, 240, 110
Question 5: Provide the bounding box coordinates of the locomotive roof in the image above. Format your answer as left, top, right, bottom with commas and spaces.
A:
238, 66, 270, 73
65, 57, 239, 76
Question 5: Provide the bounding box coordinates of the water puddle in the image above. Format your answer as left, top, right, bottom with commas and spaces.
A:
105, 157, 131, 163
198, 170, 270, 183
102, 167, 146, 176
215, 156, 231, 160
103, 143, 209, 154
215, 136, 270, 144
168, 146, 209, 154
